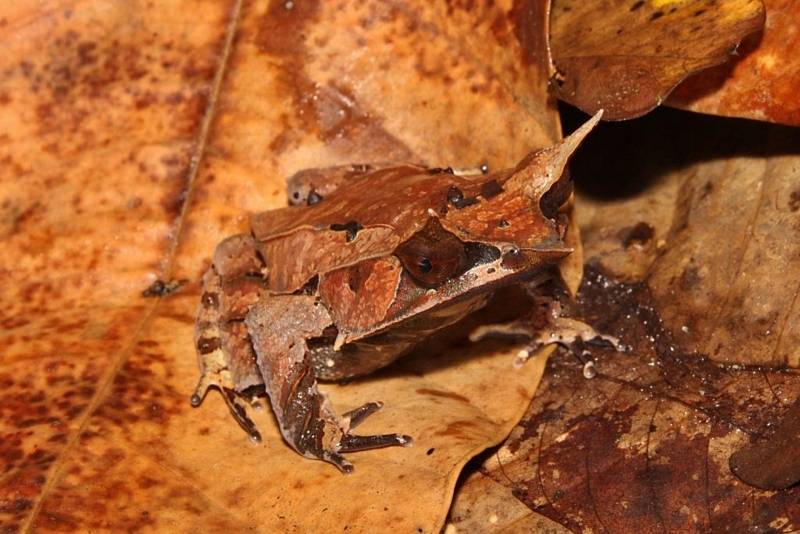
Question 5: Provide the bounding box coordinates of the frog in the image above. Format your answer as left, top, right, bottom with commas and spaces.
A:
190, 113, 603, 473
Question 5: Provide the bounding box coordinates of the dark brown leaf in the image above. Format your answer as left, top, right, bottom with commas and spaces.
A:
453, 266, 800, 532
730, 396, 800, 490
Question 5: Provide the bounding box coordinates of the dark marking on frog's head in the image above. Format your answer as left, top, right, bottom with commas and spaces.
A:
480, 179, 504, 199
330, 221, 363, 242
196, 337, 221, 354
447, 185, 479, 209
202, 292, 219, 307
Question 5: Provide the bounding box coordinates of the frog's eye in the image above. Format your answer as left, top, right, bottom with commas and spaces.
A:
395, 219, 467, 288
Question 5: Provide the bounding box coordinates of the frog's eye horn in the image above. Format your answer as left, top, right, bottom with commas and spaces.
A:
395, 219, 467, 288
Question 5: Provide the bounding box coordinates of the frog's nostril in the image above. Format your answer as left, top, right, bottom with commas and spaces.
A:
417, 257, 433, 273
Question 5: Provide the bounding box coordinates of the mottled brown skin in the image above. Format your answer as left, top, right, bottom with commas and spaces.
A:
190, 114, 602, 472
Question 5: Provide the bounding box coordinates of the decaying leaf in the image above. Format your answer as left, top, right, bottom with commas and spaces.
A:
574, 108, 800, 367
450, 106, 800, 531
550, 0, 765, 120
729, 396, 800, 490
669, 0, 800, 126
452, 266, 800, 532
0, 1, 578, 532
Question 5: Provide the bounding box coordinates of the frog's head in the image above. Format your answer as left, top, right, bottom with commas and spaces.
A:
394, 111, 603, 288
311, 112, 603, 343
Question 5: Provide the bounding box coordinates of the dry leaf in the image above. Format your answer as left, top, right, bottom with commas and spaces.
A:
574, 108, 800, 367
448, 470, 571, 533
669, 0, 800, 126
0, 1, 577, 532
450, 106, 800, 531
452, 266, 800, 532
550, 0, 765, 120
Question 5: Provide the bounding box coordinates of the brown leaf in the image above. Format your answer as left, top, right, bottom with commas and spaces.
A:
730, 396, 800, 490
448, 470, 571, 533
0, 1, 570, 532
450, 106, 800, 531
550, 0, 765, 120
574, 108, 800, 367
453, 266, 800, 532
669, 0, 800, 126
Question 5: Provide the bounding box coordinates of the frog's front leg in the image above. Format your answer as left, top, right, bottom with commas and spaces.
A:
245, 296, 412, 473
470, 283, 625, 370
192, 234, 268, 442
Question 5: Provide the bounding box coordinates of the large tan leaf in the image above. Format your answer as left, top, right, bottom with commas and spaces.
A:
550, 0, 765, 120
575, 108, 800, 367
669, 0, 800, 126
0, 1, 570, 532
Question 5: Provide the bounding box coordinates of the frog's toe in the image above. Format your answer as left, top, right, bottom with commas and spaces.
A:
324, 451, 354, 474
221, 387, 262, 443
342, 401, 384, 429
338, 433, 413, 453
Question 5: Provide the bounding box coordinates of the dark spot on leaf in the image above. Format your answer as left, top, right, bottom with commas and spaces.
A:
416, 388, 470, 403
789, 190, 800, 212
680, 266, 700, 291
650, 11, 664, 21
620, 221, 654, 247
630, 0, 644, 11
426, 448, 435, 455
142, 279, 187, 298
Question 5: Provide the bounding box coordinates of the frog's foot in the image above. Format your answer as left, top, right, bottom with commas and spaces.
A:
470, 300, 626, 369
190, 378, 262, 443
245, 298, 412, 473
324, 402, 413, 469
340, 401, 413, 452
276, 393, 412, 474
220, 387, 262, 443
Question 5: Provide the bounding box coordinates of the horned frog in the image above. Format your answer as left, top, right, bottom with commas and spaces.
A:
191, 114, 605, 472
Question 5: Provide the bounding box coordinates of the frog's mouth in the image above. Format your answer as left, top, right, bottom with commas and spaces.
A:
334, 236, 570, 348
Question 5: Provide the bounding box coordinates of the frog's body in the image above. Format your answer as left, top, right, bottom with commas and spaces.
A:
191, 114, 601, 472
